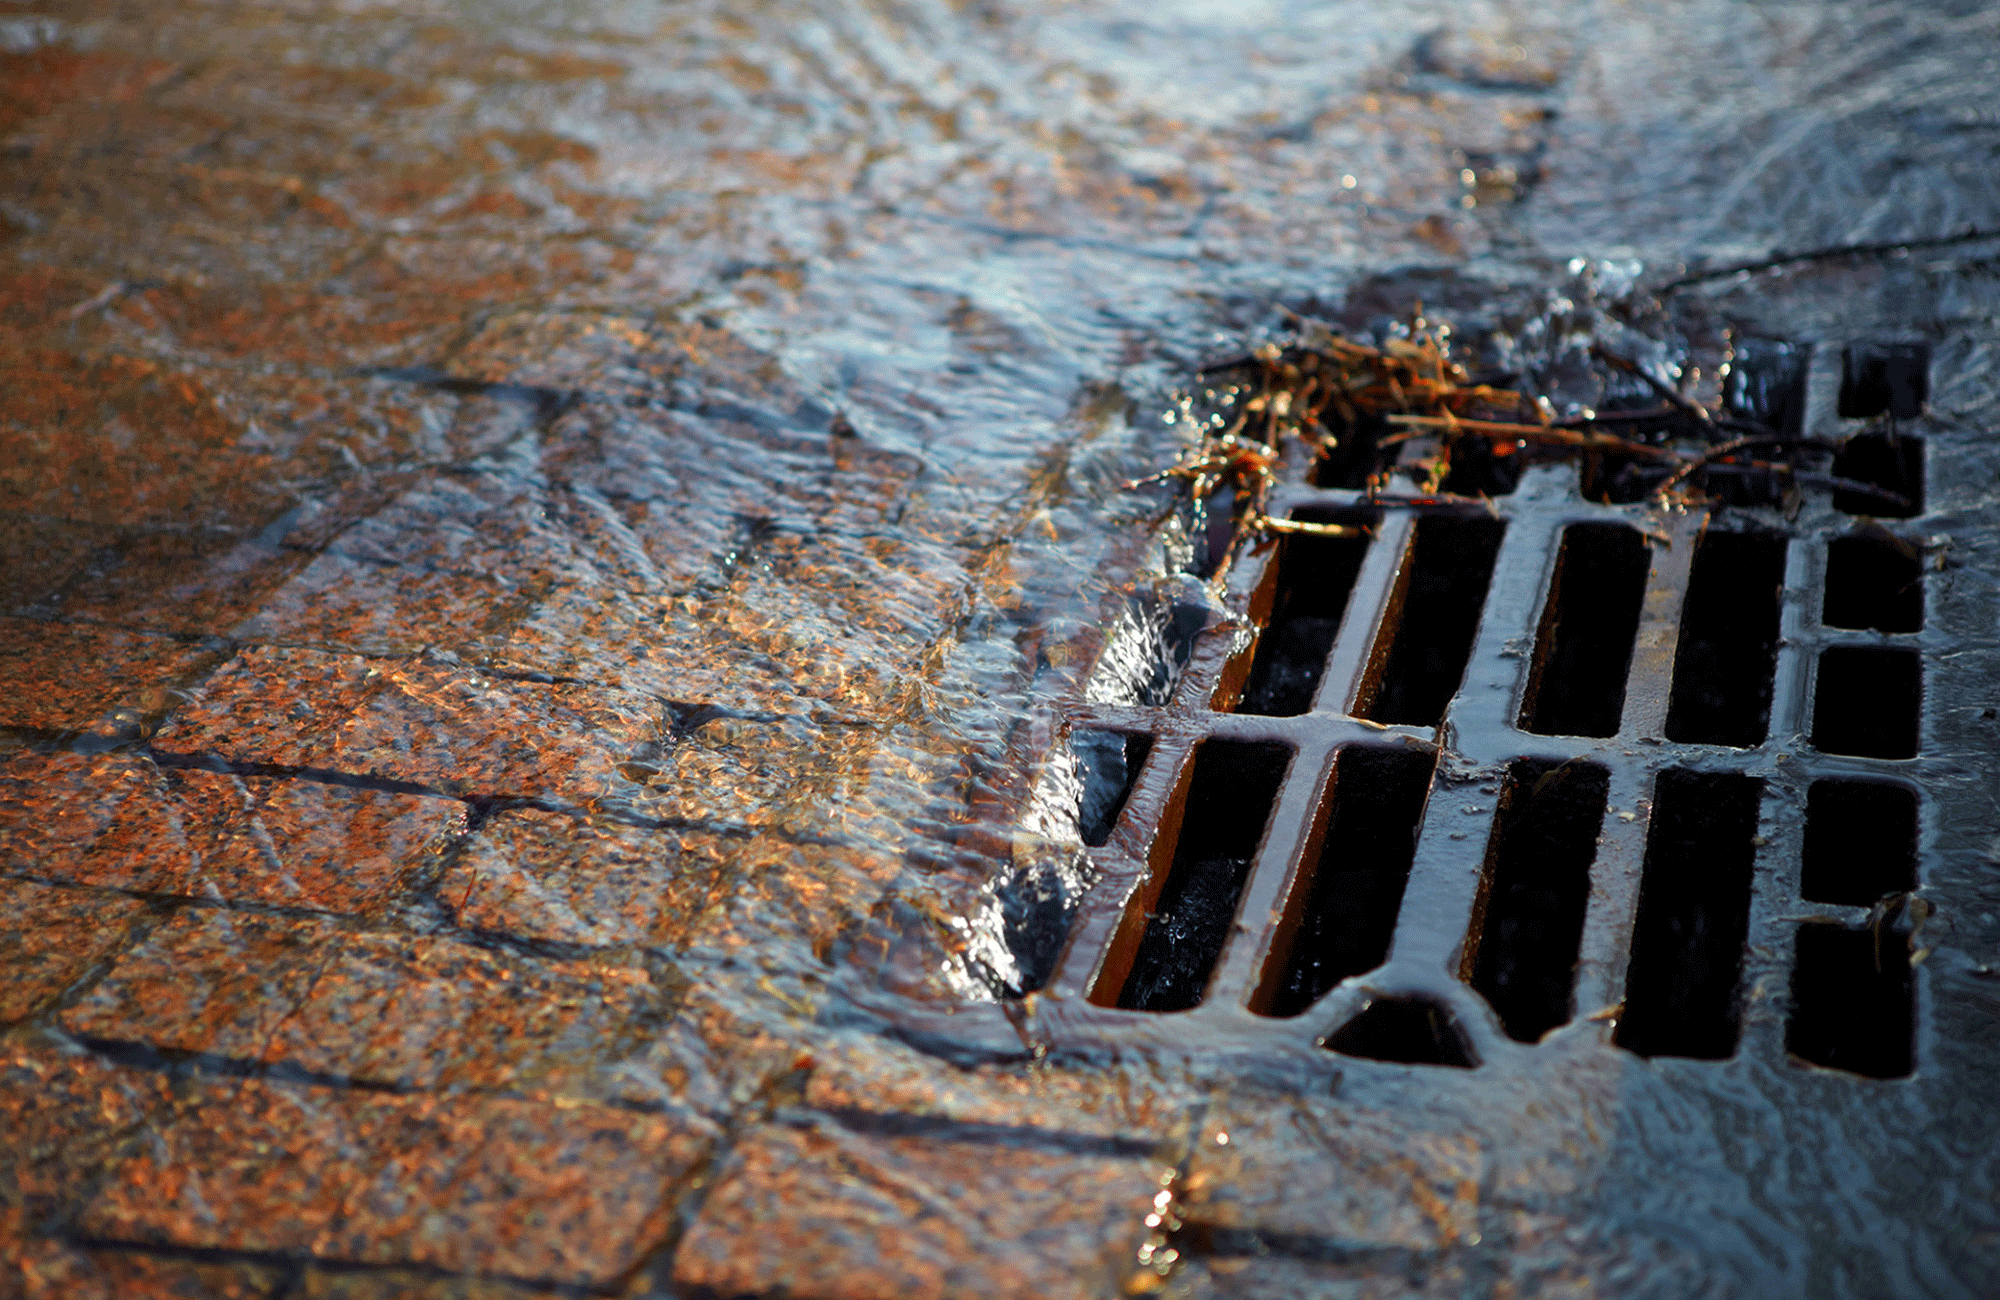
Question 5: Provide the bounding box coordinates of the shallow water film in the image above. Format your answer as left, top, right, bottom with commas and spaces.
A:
3, 1, 1999, 1296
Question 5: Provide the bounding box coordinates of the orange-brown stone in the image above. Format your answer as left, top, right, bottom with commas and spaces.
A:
80, 1076, 714, 1287
61, 910, 671, 1093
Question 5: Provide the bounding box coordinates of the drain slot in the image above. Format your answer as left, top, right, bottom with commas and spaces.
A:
1113, 740, 1290, 1012
1787, 923, 1914, 1079
1831, 433, 1924, 518
1823, 534, 1923, 632
1236, 513, 1371, 716
1072, 730, 1154, 847
1838, 342, 1929, 420
1812, 647, 1921, 759
1310, 412, 1386, 489
1259, 747, 1435, 1018
1802, 780, 1918, 905
1465, 760, 1610, 1043
1358, 516, 1506, 726
1725, 339, 1810, 436
1615, 770, 1762, 1060
1325, 997, 1478, 1068
1439, 430, 1523, 497
1519, 523, 1650, 737
1709, 338, 1810, 507
1664, 530, 1787, 748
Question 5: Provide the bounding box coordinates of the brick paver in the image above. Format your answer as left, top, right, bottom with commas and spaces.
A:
1, 1042, 173, 1218
154, 647, 664, 808
672, 1119, 1164, 1300
0, 621, 223, 739
63, 910, 672, 1093
0, 752, 464, 911
79, 1077, 713, 1287
437, 808, 729, 948
10, 1241, 285, 1300
0, 751, 186, 893
0, 880, 153, 1023
150, 771, 468, 917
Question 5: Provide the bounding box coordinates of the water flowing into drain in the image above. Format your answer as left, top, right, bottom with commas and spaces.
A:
1616, 770, 1761, 1061
1664, 529, 1786, 748
1260, 747, 1434, 1019
1359, 516, 1506, 728
1465, 759, 1610, 1044
1519, 523, 1649, 738
1112, 740, 1290, 1013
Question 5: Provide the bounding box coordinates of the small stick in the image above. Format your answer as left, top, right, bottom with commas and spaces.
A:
1554, 404, 1680, 428
1590, 345, 1716, 431
1654, 433, 1797, 499
1675, 462, 1913, 509
1366, 490, 1502, 512
1385, 414, 1679, 460
1259, 517, 1369, 537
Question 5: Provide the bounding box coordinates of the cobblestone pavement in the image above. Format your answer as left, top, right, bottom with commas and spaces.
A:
4, 1, 2000, 1297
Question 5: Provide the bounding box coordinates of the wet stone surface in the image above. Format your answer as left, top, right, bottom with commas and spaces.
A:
78, 1076, 713, 1288
3, 0, 2000, 1296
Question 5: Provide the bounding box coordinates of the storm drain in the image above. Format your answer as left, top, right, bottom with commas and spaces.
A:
1039, 338, 1932, 1081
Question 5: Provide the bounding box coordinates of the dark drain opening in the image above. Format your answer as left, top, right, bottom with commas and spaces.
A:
1358, 515, 1506, 726
1578, 402, 1685, 504
1838, 342, 1929, 421
1823, 534, 1923, 633
1520, 523, 1650, 737
1831, 433, 1924, 518
1465, 759, 1610, 1043
1787, 923, 1914, 1079
1112, 740, 1290, 1012
1325, 997, 1478, 1068
1072, 729, 1155, 847
1615, 770, 1761, 1060
1812, 647, 1921, 759
1236, 512, 1372, 717
1258, 747, 1435, 1018
1439, 427, 1524, 498
1310, 412, 1387, 489
1801, 780, 1918, 905
1724, 339, 1810, 438
1664, 529, 1787, 748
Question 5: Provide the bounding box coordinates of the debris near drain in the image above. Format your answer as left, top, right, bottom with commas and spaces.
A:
1125, 306, 1914, 584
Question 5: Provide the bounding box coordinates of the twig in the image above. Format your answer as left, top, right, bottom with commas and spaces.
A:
1653, 434, 1833, 499
1364, 490, 1503, 512
1385, 413, 1679, 460
1689, 462, 1912, 508
1553, 404, 1681, 428
1590, 345, 1715, 431
1260, 517, 1369, 537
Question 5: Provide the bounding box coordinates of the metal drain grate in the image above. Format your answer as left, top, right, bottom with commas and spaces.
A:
1032, 339, 1931, 1081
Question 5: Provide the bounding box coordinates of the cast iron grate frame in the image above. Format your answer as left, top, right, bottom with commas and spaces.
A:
1017, 341, 1936, 1081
